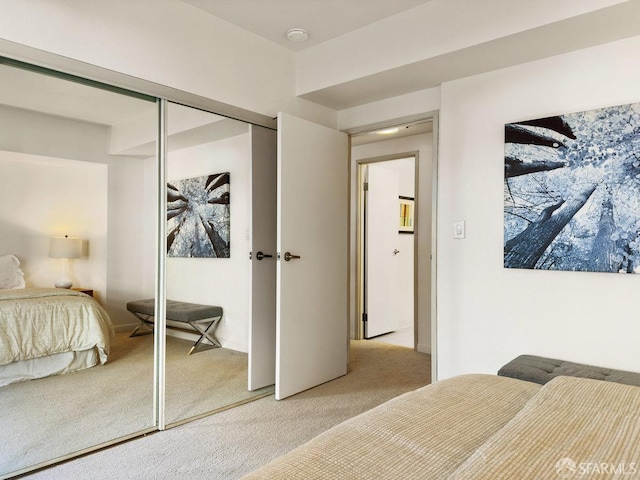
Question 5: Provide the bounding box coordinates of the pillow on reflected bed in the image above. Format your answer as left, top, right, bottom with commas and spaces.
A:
0, 254, 25, 289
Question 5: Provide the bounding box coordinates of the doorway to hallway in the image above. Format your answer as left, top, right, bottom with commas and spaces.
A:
349, 118, 434, 354
361, 157, 416, 347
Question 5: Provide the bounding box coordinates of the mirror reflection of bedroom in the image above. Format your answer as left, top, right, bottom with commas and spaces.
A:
0, 62, 158, 476
0, 62, 270, 478
163, 102, 273, 425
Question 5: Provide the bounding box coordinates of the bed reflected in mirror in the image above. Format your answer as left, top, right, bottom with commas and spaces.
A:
0, 62, 275, 478
0, 62, 159, 477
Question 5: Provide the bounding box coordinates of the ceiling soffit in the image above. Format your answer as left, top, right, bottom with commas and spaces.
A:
298, 1, 640, 110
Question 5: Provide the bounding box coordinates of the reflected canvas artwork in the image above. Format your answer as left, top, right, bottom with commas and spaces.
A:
167, 172, 230, 258
504, 102, 640, 273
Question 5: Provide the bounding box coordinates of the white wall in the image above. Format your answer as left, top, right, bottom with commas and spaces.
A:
352, 134, 432, 353
437, 35, 640, 378
106, 154, 152, 327
338, 88, 441, 132
0, 151, 107, 290
166, 133, 251, 352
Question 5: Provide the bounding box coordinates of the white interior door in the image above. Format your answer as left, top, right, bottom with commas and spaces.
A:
248, 125, 277, 391
365, 164, 400, 338
276, 112, 349, 400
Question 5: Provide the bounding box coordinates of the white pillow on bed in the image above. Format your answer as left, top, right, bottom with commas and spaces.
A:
0, 254, 25, 289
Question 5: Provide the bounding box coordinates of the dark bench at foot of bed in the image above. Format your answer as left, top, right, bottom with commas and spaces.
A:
498, 354, 640, 387
126, 299, 223, 355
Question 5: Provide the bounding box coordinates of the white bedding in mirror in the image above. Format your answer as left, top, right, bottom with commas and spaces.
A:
0, 348, 99, 387
0, 287, 114, 386
0, 254, 25, 290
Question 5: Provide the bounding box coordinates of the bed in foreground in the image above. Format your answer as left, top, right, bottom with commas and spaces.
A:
0, 287, 115, 387
243, 370, 640, 479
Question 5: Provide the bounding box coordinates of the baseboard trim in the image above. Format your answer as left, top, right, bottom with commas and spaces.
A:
114, 323, 138, 333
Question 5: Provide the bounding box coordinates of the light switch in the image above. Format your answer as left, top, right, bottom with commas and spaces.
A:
453, 221, 466, 239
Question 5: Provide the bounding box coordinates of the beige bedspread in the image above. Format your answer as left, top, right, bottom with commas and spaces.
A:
245, 373, 640, 480
242, 374, 541, 479
449, 375, 640, 479
0, 288, 114, 366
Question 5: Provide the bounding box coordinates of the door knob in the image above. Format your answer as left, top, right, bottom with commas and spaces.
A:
256, 251, 273, 261
283, 252, 301, 261
393, 249, 400, 255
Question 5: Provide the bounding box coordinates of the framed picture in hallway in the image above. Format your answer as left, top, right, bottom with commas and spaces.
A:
167, 171, 230, 258
399, 196, 414, 234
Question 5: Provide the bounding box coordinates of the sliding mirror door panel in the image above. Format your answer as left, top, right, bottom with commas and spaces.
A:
0, 60, 277, 477
164, 102, 272, 426
0, 61, 158, 477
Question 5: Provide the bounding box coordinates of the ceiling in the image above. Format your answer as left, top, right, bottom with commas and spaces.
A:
181, 0, 432, 51
178, 0, 640, 110
7, 0, 640, 138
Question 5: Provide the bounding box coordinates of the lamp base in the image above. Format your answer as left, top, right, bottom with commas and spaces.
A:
55, 258, 73, 289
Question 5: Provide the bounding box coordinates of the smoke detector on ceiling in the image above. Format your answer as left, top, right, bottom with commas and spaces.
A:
287, 28, 309, 42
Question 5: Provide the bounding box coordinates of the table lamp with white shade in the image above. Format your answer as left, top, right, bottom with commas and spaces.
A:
49, 235, 82, 288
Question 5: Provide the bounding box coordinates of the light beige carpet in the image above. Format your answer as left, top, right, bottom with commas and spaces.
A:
1, 333, 268, 478
22, 340, 430, 480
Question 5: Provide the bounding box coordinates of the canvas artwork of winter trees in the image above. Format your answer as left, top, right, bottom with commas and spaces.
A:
167, 172, 230, 258
504, 102, 640, 273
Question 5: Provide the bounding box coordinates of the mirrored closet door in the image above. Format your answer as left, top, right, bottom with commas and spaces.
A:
0, 59, 278, 479
0, 59, 159, 477
163, 102, 274, 426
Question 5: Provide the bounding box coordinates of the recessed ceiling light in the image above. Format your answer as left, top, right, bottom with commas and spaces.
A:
287, 28, 309, 42
376, 127, 399, 135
